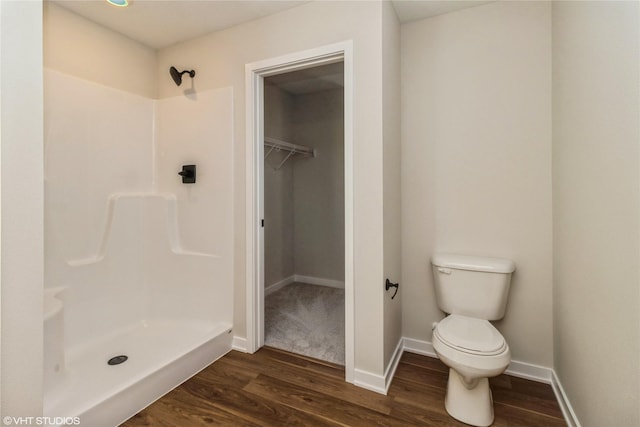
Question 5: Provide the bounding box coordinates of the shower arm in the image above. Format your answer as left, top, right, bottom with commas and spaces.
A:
170, 66, 196, 86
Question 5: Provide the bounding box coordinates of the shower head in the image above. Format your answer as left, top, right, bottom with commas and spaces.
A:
169, 66, 196, 86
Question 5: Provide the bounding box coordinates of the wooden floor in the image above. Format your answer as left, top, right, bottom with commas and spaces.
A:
122, 347, 566, 426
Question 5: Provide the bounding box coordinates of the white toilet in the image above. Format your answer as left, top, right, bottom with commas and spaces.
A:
430, 253, 515, 427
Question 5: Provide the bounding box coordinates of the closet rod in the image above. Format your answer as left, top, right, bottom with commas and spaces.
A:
264, 136, 315, 158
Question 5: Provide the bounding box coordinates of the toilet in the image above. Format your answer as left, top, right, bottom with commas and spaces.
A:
430, 253, 515, 426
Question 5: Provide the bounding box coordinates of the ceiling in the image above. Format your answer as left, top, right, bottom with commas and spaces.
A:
49, 1, 310, 50
50, 0, 493, 50
392, 0, 492, 23
265, 62, 344, 96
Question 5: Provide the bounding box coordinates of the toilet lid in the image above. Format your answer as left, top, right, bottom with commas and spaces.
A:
435, 315, 507, 356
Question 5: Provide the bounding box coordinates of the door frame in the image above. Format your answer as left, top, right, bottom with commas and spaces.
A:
245, 41, 354, 382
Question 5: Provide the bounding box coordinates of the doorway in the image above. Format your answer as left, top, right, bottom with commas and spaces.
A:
263, 62, 345, 364
245, 42, 355, 381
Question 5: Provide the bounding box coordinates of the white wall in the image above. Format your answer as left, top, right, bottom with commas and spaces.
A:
401, 1, 553, 367
264, 83, 295, 287
264, 85, 345, 287
0, 0, 44, 418
292, 88, 345, 282
552, 1, 640, 425
382, 0, 402, 369
264, 84, 344, 288
157, 0, 388, 376
43, 2, 157, 99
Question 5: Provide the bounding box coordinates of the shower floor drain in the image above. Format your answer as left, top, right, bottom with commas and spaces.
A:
107, 355, 128, 366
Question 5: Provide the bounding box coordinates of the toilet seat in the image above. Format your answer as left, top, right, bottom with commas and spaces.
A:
434, 315, 507, 356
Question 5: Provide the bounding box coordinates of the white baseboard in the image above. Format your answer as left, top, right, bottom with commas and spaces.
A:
265, 275, 295, 296
401, 337, 552, 384
353, 368, 387, 395
350, 337, 556, 397
351, 338, 403, 396
384, 338, 404, 394
294, 274, 345, 289
551, 370, 582, 427
402, 337, 437, 358
231, 336, 249, 353
505, 359, 552, 383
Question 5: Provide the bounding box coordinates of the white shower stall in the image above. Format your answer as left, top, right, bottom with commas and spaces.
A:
43, 69, 234, 425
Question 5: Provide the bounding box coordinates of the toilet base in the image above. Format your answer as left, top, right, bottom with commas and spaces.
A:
444, 368, 494, 427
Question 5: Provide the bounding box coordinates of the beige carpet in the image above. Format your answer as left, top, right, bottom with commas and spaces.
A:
265, 282, 345, 365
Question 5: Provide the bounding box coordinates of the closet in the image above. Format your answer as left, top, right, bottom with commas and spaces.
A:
263, 62, 345, 364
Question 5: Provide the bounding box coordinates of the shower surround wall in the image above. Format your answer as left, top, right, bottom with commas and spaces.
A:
264, 84, 344, 292
43, 69, 234, 425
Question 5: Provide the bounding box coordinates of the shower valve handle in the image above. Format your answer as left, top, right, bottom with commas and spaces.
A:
178, 165, 196, 183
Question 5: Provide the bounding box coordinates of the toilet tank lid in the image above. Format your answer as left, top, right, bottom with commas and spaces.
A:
432, 253, 515, 273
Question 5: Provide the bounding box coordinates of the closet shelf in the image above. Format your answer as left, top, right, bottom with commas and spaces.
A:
264, 136, 315, 170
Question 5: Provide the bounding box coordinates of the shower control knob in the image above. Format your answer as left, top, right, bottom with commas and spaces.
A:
178, 165, 196, 183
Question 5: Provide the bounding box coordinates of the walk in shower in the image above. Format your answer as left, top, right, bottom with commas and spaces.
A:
43, 67, 234, 425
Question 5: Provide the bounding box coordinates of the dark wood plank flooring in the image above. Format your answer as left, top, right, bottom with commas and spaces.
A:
122, 347, 566, 426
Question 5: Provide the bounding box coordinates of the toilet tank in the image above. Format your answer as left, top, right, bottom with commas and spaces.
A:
431, 253, 515, 320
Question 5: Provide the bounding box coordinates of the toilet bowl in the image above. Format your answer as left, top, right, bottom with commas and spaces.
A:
430, 254, 515, 426
432, 314, 510, 426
